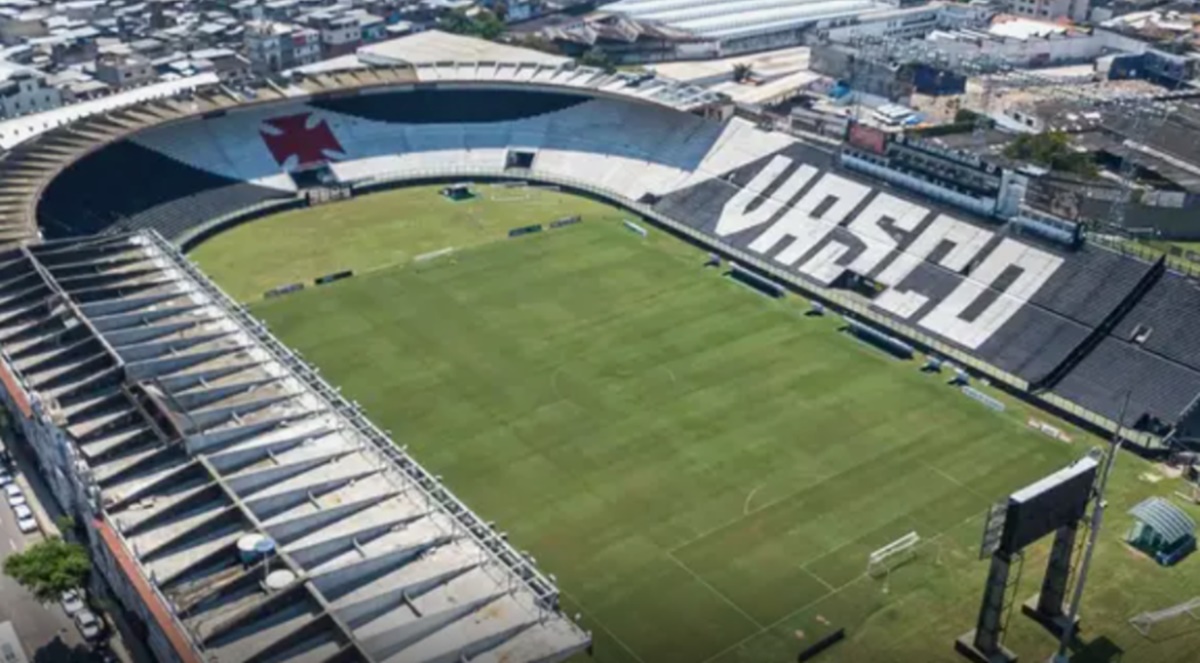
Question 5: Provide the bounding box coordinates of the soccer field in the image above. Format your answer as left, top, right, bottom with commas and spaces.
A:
193, 186, 1200, 663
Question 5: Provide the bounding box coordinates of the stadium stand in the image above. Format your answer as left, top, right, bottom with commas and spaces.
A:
0, 232, 591, 663
1112, 273, 1200, 374
1055, 338, 1200, 429
38, 142, 292, 238
2, 54, 1200, 663
3, 60, 1200, 459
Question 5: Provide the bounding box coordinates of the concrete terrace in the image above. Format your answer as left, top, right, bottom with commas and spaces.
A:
0, 231, 589, 663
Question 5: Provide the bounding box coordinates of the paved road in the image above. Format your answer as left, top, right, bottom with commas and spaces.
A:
0, 489, 95, 663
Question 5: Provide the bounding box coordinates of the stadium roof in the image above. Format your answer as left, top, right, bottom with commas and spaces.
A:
604, 0, 892, 41
0, 72, 220, 150
357, 30, 570, 67
0, 231, 590, 663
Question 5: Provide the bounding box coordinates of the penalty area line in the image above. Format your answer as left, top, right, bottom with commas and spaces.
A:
667, 551, 765, 630
743, 484, 765, 515
559, 588, 649, 663
698, 572, 869, 663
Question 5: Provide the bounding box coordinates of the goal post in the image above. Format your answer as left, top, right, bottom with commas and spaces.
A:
868, 531, 921, 579
488, 182, 532, 202
1129, 596, 1200, 637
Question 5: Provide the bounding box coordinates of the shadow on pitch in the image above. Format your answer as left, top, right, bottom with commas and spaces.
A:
1067, 634, 1124, 663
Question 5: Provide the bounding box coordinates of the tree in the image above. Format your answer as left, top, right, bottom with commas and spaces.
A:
3, 537, 90, 603
439, 8, 505, 41
474, 10, 505, 40
732, 63, 753, 83
55, 514, 76, 534
579, 48, 615, 74
439, 9, 476, 36
1004, 131, 1098, 178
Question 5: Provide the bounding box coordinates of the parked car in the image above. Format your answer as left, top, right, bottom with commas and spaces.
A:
13, 504, 36, 533
60, 589, 85, 616
4, 484, 24, 508
73, 609, 102, 642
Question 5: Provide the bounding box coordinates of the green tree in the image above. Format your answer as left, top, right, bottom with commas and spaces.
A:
579, 48, 615, 74
55, 514, 76, 533
439, 9, 475, 35
1004, 131, 1098, 178
732, 63, 753, 83
3, 537, 90, 603
439, 9, 504, 40
473, 10, 505, 40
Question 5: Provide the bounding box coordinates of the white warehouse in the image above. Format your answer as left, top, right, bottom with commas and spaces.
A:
604, 0, 936, 54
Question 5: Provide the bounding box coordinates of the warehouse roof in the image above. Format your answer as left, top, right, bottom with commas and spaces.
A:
605, 0, 891, 40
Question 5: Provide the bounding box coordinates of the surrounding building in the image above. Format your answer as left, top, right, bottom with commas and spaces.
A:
93, 53, 155, 88
244, 19, 321, 73
0, 62, 61, 117
187, 47, 252, 84
1007, 0, 1090, 22
541, 13, 712, 63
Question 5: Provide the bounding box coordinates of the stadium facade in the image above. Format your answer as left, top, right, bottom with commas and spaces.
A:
0, 58, 1198, 663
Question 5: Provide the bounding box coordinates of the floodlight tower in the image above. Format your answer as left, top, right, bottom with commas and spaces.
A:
1049, 393, 1131, 663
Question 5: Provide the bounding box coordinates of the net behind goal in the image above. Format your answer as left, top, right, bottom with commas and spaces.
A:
489, 182, 532, 202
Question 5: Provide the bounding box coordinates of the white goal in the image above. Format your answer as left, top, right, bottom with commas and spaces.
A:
488, 182, 532, 202
867, 531, 921, 579
1129, 596, 1200, 636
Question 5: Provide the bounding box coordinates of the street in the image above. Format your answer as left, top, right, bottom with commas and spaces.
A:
0, 492, 94, 663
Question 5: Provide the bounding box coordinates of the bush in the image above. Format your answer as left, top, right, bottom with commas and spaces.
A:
1004, 132, 1098, 178
580, 48, 616, 74
439, 9, 505, 41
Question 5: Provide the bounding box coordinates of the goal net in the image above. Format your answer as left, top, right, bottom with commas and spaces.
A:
867, 531, 920, 578
489, 182, 532, 202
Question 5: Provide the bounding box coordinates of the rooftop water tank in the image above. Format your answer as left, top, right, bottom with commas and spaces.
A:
265, 569, 296, 591
237, 534, 274, 564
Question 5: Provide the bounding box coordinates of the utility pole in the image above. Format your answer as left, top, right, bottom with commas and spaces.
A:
1051, 391, 1131, 663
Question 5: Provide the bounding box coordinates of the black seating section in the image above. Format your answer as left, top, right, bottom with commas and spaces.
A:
1055, 336, 1200, 425
314, 89, 589, 124
108, 183, 291, 240
1111, 272, 1200, 373
976, 306, 1091, 382
38, 141, 290, 240
1026, 245, 1157, 328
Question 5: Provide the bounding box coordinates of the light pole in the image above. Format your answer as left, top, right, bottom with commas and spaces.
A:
1051, 392, 1130, 662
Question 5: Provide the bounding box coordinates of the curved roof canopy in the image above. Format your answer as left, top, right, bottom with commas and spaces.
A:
1130, 496, 1196, 544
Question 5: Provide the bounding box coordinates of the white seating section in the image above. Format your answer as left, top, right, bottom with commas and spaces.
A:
129, 97, 785, 205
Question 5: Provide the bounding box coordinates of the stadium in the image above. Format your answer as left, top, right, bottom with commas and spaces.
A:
0, 47, 1197, 663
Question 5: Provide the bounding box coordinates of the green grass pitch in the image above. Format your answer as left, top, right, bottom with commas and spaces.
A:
193, 185, 1200, 663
